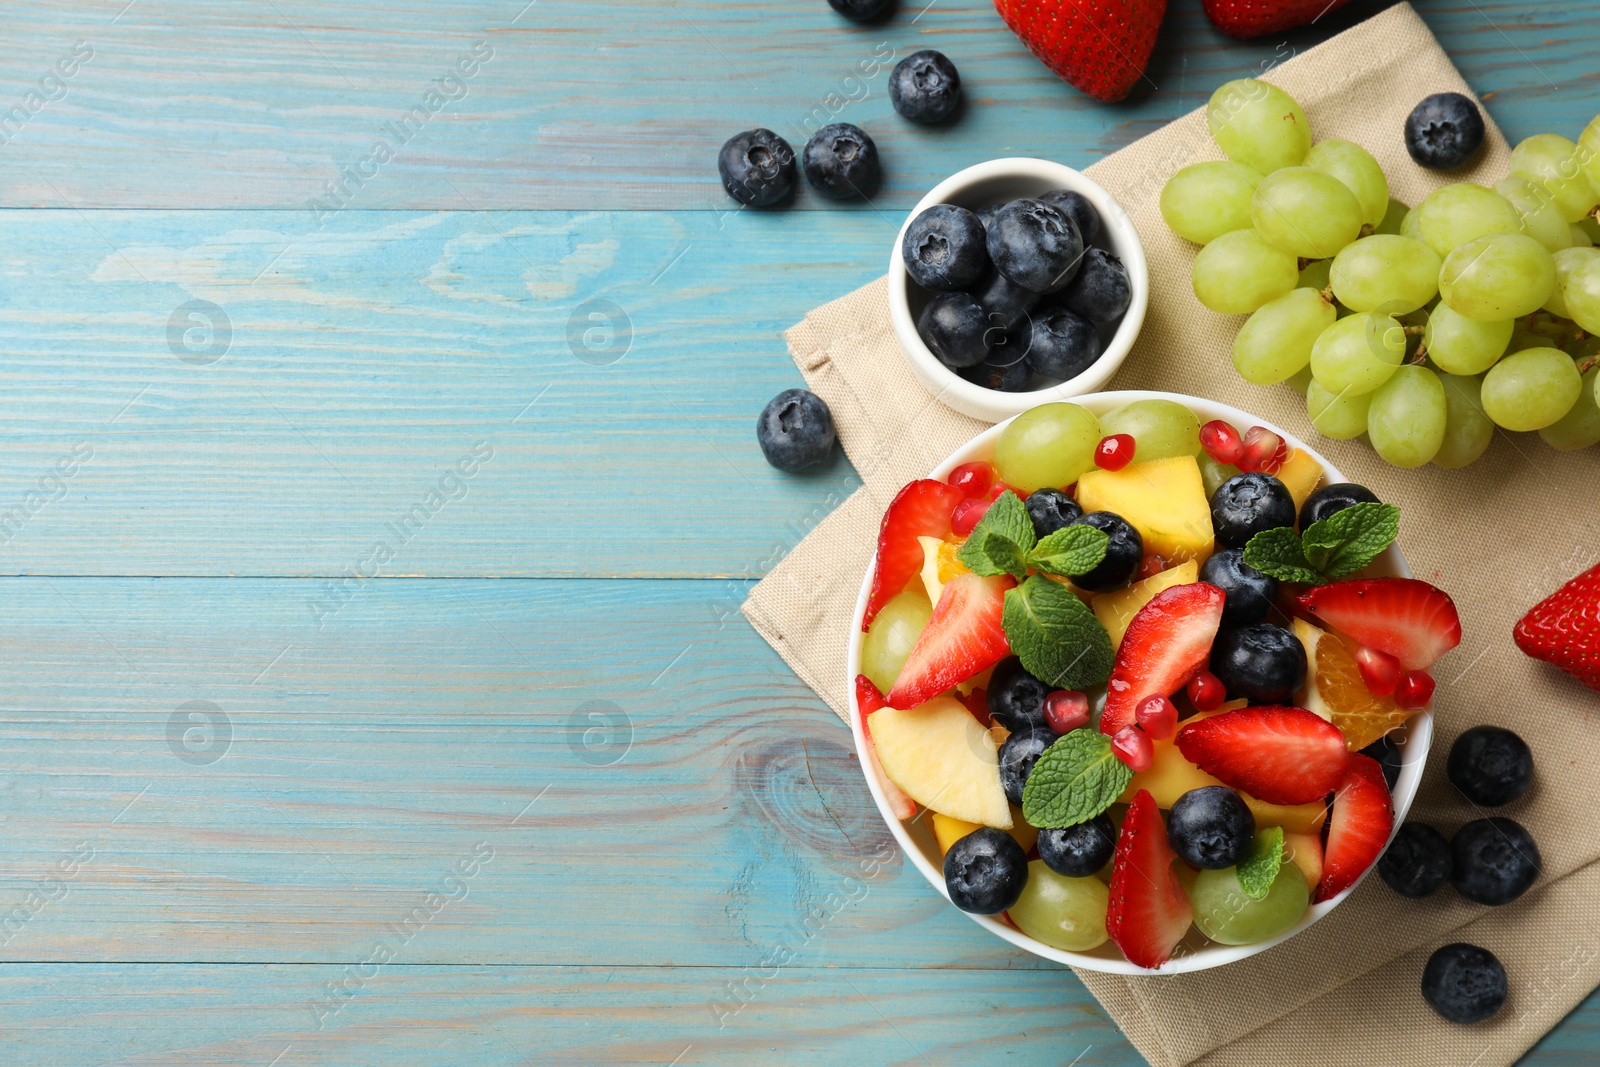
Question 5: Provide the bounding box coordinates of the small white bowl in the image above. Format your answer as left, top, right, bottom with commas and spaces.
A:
888, 159, 1150, 423
847, 390, 1429, 975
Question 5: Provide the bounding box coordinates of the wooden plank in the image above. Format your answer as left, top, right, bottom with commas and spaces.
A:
0, 1, 1592, 209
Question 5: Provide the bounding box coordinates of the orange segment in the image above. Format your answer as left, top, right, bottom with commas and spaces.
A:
1297, 617, 1415, 750
918, 536, 972, 607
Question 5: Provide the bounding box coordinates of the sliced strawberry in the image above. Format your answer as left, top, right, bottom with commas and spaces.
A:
864, 480, 965, 631
886, 573, 1013, 709
1107, 789, 1193, 969
1315, 753, 1393, 903
1174, 706, 1348, 805
958, 686, 992, 727
854, 675, 917, 820
1101, 583, 1226, 735
1296, 578, 1461, 671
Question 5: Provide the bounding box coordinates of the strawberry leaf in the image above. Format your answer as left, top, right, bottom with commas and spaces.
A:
1021, 728, 1133, 829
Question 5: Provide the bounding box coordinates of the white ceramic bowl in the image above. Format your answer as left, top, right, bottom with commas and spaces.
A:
888, 159, 1150, 423
847, 390, 1430, 975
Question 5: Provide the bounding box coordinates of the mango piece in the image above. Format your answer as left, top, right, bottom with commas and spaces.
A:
869, 697, 1011, 828
918, 535, 969, 608
932, 808, 1037, 856
1076, 455, 1215, 565
1274, 448, 1323, 512
1244, 794, 1328, 835
1283, 830, 1325, 888
1092, 560, 1201, 648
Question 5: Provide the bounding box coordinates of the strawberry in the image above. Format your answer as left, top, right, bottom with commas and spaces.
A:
864, 480, 964, 631
887, 573, 1013, 709
1315, 752, 1393, 903
958, 686, 993, 727
1514, 562, 1600, 693
992, 0, 1166, 104
1296, 578, 1462, 671
1101, 583, 1226, 735
1203, 0, 1351, 40
1107, 789, 1194, 969
1174, 705, 1348, 805
854, 675, 918, 820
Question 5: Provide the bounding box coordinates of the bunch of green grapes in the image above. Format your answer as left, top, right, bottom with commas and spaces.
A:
1160, 79, 1600, 468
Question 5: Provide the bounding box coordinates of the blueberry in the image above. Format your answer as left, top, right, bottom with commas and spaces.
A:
1378, 822, 1453, 898
1069, 511, 1142, 591
1405, 93, 1485, 171
987, 657, 1051, 733
943, 826, 1028, 914
987, 198, 1084, 294
998, 729, 1055, 806
1298, 482, 1379, 531
1038, 814, 1116, 877
827, 0, 893, 20
888, 49, 961, 124
1211, 622, 1306, 704
1447, 725, 1533, 807
802, 122, 880, 200
1451, 817, 1541, 906
1024, 488, 1083, 539
1055, 247, 1130, 326
902, 204, 990, 292
1199, 548, 1279, 626
718, 128, 796, 208
1037, 189, 1101, 244
960, 350, 1032, 392
1167, 786, 1255, 870
1361, 733, 1404, 790
756, 389, 836, 472
1211, 473, 1296, 549
1422, 943, 1507, 1024
1028, 306, 1101, 383
976, 271, 1040, 333
975, 202, 1002, 231
917, 291, 993, 369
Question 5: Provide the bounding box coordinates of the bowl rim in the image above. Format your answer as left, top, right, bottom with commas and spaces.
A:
887, 158, 1151, 424
845, 389, 1430, 975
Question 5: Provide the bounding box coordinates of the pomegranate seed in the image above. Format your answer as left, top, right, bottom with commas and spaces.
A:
1395, 670, 1436, 710
1044, 690, 1090, 734
1135, 695, 1177, 741
1238, 426, 1288, 474
1354, 646, 1402, 697
950, 497, 991, 537
1111, 725, 1153, 772
1094, 434, 1137, 472
947, 462, 995, 499
1199, 420, 1245, 465
960, 687, 992, 727
1063, 482, 1077, 498
1137, 553, 1169, 581
1186, 670, 1226, 712
985, 481, 1018, 502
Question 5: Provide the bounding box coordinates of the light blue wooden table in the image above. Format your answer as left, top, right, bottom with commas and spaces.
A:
0, 0, 1594, 1062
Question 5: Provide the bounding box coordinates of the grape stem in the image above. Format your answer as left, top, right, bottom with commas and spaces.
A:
1579, 354, 1599, 375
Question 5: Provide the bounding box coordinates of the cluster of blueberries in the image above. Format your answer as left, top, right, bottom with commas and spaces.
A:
903, 193, 1131, 394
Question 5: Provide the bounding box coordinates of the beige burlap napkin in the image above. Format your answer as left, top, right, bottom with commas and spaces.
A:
743, 5, 1600, 1064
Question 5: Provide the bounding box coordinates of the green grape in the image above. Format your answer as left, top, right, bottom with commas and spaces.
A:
1309, 313, 1406, 396
1582, 217, 1600, 244
1233, 287, 1336, 384
861, 588, 931, 693
1307, 379, 1373, 439
1413, 183, 1522, 257
1573, 223, 1594, 248
1206, 79, 1311, 175
1376, 198, 1410, 236
1495, 175, 1574, 253
1298, 257, 1332, 292
1192, 229, 1299, 315
1581, 116, 1600, 194
1161, 161, 1265, 245
1421, 302, 1512, 375
1367, 365, 1446, 467
1198, 453, 1242, 496
994, 402, 1103, 492
1098, 399, 1202, 462
1399, 205, 1422, 242
1285, 365, 1315, 394
1251, 167, 1365, 259
1008, 861, 1110, 952
1191, 862, 1309, 946
1556, 249, 1600, 333
1304, 139, 1389, 227
1329, 235, 1441, 314
1434, 372, 1495, 468
1544, 246, 1600, 318
1480, 347, 1584, 431
1438, 233, 1556, 321
1538, 367, 1600, 451
1509, 133, 1600, 222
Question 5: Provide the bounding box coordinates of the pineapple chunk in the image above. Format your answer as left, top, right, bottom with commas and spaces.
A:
1092, 560, 1200, 648
1283, 830, 1324, 888
1292, 617, 1333, 721
869, 697, 1012, 828
1274, 448, 1323, 512
1076, 455, 1215, 565
931, 808, 1038, 856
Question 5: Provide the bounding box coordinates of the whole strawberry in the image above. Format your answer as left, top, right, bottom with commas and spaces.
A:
1203, 0, 1350, 39
993, 0, 1165, 104
1515, 563, 1600, 693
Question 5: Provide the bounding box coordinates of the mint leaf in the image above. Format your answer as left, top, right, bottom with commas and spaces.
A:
956, 492, 1035, 579
1236, 826, 1285, 900
1021, 728, 1133, 829
1002, 575, 1115, 691
1301, 502, 1399, 580
1028, 524, 1109, 578
1242, 527, 1321, 585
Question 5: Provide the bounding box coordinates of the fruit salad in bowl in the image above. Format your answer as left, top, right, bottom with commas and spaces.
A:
847, 391, 1461, 974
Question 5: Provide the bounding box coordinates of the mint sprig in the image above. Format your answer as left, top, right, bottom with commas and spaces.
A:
1002, 575, 1114, 691
1243, 502, 1400, 586
1028, 524, 1110, 578
1242, 528, 1321, 584
1236, 826, 1285, 900
1021, 727, 1133, 829
956, 491, 1035, 579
